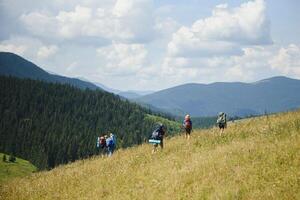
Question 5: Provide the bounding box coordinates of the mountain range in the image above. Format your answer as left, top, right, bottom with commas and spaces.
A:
135, 77, 300, 117
93, 81, 154, 98
1, 51, 300, 117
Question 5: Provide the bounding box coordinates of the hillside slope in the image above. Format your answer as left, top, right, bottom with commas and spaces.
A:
0, 153, 37, 183
136, 76, 300, 117
1, 110, 299, 199
0, 52, 100, 90
0, 76, 180, 170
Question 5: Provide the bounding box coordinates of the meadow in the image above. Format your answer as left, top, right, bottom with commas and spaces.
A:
0, 110, 299, 200
0, 153, 37, 184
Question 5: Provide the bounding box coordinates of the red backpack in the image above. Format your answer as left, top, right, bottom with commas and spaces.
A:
185, 119, 192, 129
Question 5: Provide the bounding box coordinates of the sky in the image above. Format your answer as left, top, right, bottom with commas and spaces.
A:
0, 0, 300, 91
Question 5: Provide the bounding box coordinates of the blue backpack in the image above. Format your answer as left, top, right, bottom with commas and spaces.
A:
108, 138, 114, 148
111, 134, 116, 146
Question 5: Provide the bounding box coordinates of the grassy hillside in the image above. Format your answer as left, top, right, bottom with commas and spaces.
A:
0, 110, 299, 199
0, 153, 37, 184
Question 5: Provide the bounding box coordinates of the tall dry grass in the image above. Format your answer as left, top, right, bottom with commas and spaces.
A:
0, 110, 299, 200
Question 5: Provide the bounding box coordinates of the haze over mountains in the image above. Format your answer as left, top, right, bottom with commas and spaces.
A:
1, 52, 300, 118
136, 77, 300, 117
93, 82, 155, 99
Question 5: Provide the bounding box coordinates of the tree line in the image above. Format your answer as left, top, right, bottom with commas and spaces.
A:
0, 76, 178, 169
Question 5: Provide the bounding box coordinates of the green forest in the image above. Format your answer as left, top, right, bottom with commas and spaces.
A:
0, 76, 180, 170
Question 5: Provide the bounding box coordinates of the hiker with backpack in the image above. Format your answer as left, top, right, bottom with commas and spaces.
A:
99, 135, 107, 157
183, 114, 192, 139
97, 135, 109, 156
109, 133, 116, 154
216, 112, 227, 135
149, 124, 166, 153
106, 133, 116, 157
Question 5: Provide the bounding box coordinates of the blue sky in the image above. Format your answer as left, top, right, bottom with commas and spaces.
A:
0, 0, 300, 91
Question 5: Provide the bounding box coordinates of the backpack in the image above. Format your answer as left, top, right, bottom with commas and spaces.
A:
151, 129, 160, 140
111, 134, 116, 146
107, 138, 114, 148
151, 126, 164, 140
184, 119, 192, 129
217, 113, 226, 124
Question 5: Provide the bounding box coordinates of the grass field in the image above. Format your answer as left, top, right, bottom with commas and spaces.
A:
0, 153, 37, 184
0, 110, 299, 200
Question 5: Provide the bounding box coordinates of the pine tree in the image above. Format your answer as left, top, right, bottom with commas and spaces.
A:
2, 154, 7, 162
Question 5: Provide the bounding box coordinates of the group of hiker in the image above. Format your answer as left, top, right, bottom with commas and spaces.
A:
97, 112, 227, 155
182, 112, 227, 136
96, 133, 116, 157
149, 112, 227, 152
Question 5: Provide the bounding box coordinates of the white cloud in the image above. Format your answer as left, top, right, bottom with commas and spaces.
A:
37, 45, 58, 59
56, 6, 92, 39
20, 0, 155, 43
154, 17, 180, 36
161, 45, 278, 83
0, 36, 42, 57
20, 11, 58, 39
0, 36, 61, 71
167, 0, 271, 57
0, 43, 27, 56
269, 44, 300, 77
97, 42, 148, 75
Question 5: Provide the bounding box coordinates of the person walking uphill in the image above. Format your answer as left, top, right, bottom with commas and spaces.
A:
150, 124, 166, 154
110, 133, 116, 154
106, 134, 116, 157
99, 135, 107, 157
217, 112, 227, 135
183, 114, 192, 139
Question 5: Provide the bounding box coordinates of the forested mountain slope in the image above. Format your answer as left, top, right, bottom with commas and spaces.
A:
0, 76, 180, 169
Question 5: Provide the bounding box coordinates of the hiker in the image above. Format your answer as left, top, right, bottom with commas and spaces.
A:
99, 136, 107, 157
150, 124, 166, 153
183, 114, 192, 139
96, 135, 107, 156
106, 133, 115, 157
216, 112, 227, 135
110, 133, 116, 154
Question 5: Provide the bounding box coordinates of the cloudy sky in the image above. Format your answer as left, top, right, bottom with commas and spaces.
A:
0, 0, 300, 91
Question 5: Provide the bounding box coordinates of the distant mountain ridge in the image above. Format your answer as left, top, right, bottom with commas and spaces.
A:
2, 52, 299, 117
93, 82, 155, 99
136, 76, 300, 117
0, 52, 100, 90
